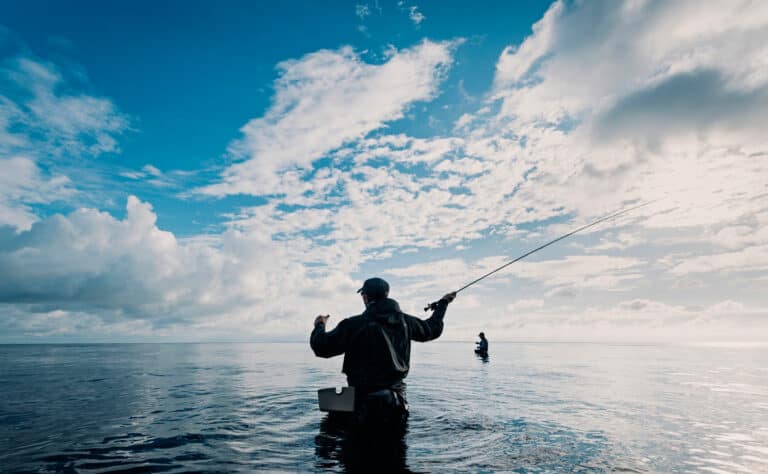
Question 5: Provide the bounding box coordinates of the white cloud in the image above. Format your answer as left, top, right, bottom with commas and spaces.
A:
0, 55, 129, 231
354, 134, 463, 164
3, 58, 129, 157
355, 4, 371, 20
6, 2, 768, 342
2, 192, 765, 342
409, 6, 425, 25
199, 40, 458, 196
709, 211, 768, 250
446, 298, 768, 342
507, 298, 544, 312
433, 0, 768, 340
116, 163, 188, 190
0, 156, 73, 230
494, 1, 768, 124
590, 232, 646, 251
384, 253, 645, 296
454, 113, 474, 129
142, 164, 162, 176
494, 1, 563, 87
669, 244, 768, 275
0, 196, 364, 340
0, 97, 28, 154
483, 0, 768, 230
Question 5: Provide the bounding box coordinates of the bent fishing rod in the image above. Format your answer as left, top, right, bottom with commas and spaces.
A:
424, 200, 655, 311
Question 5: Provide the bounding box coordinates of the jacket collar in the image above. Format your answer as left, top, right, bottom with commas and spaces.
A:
363, 297, 401, 317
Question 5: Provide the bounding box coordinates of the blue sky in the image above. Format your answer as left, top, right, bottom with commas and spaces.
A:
1, 0, 767, 342
2, 0, 548, 235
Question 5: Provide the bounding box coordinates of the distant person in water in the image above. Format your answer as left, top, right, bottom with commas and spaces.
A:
475, 332, 489, 356
310, 277, 456, 427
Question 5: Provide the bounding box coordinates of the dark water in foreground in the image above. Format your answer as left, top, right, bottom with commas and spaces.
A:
1, 342, 767, 473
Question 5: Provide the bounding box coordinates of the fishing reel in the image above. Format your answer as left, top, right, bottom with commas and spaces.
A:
423, 292, 457, 312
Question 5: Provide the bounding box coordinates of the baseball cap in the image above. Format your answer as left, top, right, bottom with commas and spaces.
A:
356, 277, 390, 299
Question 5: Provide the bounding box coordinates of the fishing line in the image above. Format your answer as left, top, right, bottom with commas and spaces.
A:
424, 200, 657, 311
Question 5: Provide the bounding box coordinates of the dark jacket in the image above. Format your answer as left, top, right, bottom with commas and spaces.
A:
310, 297, 448, 390
476, 338, 488, 353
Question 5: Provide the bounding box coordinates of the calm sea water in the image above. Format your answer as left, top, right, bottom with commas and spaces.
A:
1, 342, 767, 473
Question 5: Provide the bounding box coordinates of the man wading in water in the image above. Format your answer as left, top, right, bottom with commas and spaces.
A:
310, 277, 456, 427
475, 332, 489, 357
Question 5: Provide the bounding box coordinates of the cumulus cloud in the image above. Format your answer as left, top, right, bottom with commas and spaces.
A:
5, 1, 768, 342
315, 0, 768, 339
420, 0, 768, 342
0, 196, 361, 340
494, 0, 768, 122
468, 0, 768, 269
199, 40, 458, 196
594, 69, 768, 145
486, 0, 768, 214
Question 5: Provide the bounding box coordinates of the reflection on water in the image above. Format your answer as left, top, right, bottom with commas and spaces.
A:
315, 414, 409, 472
1, 342, 767, 472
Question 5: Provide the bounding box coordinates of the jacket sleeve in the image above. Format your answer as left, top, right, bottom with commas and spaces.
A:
405, 299, 448, 342
310, 319, 350, 358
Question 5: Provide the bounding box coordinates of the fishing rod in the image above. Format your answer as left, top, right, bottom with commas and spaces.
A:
424, 200, 655, 311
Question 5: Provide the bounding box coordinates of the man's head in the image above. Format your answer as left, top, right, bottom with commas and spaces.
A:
478, 332, 485, 338
357, 277, 390, 302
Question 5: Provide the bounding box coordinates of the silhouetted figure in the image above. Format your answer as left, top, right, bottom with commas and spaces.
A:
310, 277, 456, 429
475, 332, 489, 357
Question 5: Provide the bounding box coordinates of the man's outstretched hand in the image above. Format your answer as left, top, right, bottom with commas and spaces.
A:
424, 292, 457, 311
314, 314, 330, 326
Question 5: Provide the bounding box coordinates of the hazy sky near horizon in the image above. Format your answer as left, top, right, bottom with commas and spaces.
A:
1, 0, 766, 343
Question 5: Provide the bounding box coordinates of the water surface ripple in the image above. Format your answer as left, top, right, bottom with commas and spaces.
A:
1, 342, 766, 472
